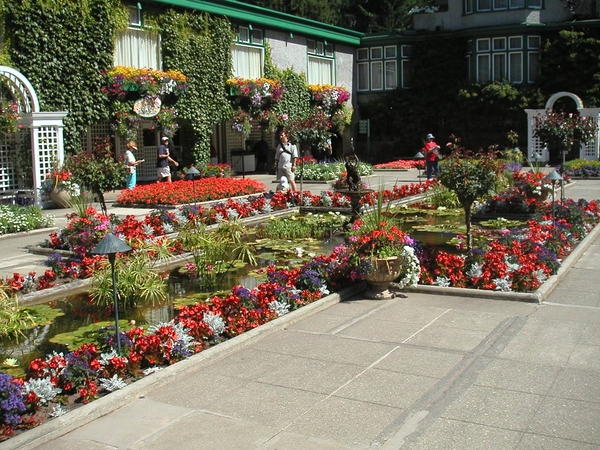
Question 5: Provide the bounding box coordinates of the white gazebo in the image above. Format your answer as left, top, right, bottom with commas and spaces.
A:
525, 91, 600, 162
0, 65, 67, 206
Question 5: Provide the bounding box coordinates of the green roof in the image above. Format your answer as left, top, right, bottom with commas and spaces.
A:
149, 0, 363, 45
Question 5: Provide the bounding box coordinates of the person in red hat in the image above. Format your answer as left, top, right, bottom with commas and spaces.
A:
423, 133, 441, 179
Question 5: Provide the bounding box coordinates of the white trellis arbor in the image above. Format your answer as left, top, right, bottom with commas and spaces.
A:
525, 91, 600, 162
0, 65, 67, 206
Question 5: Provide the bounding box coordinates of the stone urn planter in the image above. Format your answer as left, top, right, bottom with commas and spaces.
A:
49, 187, 72, 208
363, 256, 402, 300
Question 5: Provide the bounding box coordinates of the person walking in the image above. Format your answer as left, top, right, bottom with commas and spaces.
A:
156, 136, 178, 183
124, 141, 144, 189
274, 130, 299, 192
424, 133, 441, 179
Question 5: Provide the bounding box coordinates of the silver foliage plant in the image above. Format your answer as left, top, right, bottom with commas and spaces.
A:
202, 312, 226, 336
99, 374, 127, 392
24, 377, 62, 405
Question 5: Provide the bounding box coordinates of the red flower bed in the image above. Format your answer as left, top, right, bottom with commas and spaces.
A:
116, 178, 267, 206
373, 160, 425, 170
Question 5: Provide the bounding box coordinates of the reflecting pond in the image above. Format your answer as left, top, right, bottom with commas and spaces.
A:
2, 207, 478, 373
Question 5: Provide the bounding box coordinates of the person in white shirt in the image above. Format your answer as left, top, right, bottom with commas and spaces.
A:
274, 130, 299, 192
124, 141, 144, 189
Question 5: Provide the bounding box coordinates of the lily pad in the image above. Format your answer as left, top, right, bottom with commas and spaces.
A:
49, 320, 137, 351
24, 304, 65, 326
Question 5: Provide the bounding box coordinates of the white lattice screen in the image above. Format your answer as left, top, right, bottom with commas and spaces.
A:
224, 121, 263, 171
85, 121, 163, 183
0, 144, 15, 191
83, 122, 113, 152
528, 114, 547, 160
581, 113, 599, 159
36, 126, 60, 187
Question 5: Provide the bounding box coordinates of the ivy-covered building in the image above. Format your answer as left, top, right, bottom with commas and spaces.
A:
354, 0, 600, 159
0, 0, 362, 192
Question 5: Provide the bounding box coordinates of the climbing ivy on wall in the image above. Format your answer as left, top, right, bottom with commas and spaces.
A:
160, 11, 234, 163
1, 0, 127, 153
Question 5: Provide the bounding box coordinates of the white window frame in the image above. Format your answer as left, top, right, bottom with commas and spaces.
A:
308, 55, 334, 85
357, 62, 370, 91
493, 53, 506, 81
509, 0, 524, 8
128, 5, 141, 27
478, 0, 492, 11
509, 36, 523, 50
370, 47, 383, 60
465, 0, 474, 14
493, 0, 508, 10
493, 37, 506, 51
385, 60, 397, 90
371, 61, 383, 90
232, 43, 263, 79
477, 38, 490, 52
114, 28, 161, 70
509, 52, 523, 83
477, 54, 490, 84
385, 46, 397, 59
252, 29, 264, 45
307, 39, 335, 85
528, 51, 540, 83
357, 48, 369, 61
528, 35, 541, 49
238, 26, 251, 43
401, 60, 413, 89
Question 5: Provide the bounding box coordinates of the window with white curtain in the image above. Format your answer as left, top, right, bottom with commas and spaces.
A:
308, 56, 333, 85
232, 44, 263, 79
114, 28, 161, 69
357, 62, 369, 91
371, 61, 383, 90
231, 25, 264, 78
385, 61, 397, 89
307, 39, 335, 84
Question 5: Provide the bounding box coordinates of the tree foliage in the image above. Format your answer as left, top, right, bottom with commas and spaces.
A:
64, 136, 127, 214
438, 145, 503, 249
240, 0, 419, 31
537, 29, 600, 106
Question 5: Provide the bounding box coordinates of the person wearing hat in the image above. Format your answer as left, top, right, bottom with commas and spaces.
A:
156, 136, 178, 183
423, 133, 441, 180
124, 141, 144, 189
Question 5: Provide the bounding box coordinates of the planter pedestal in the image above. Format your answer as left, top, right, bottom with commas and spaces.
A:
363, 256, 403, 300
49, 188, 71, 209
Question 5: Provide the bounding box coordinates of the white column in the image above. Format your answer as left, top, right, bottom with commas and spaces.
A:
21, 112, 68, 206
